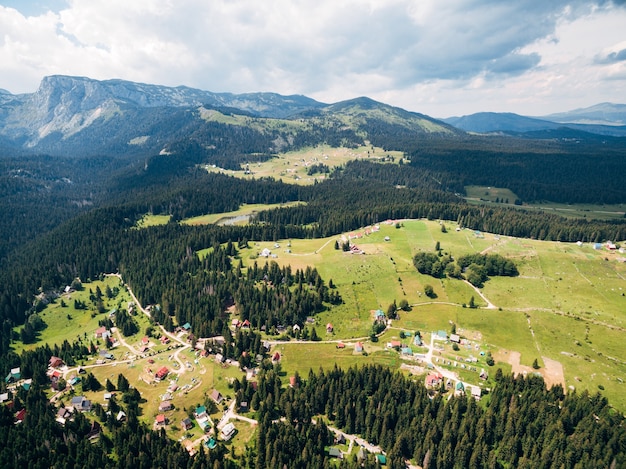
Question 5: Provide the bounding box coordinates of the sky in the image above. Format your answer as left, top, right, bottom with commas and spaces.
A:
0, 0, 625, 118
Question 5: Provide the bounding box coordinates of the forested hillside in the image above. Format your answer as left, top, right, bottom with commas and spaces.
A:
236, 365, 625, 469
1, 83, 626, 468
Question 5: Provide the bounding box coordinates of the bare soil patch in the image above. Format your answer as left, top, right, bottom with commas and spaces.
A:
495, 350, 566, 390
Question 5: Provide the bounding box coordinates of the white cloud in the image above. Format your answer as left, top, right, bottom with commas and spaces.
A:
0, 0, 625, 116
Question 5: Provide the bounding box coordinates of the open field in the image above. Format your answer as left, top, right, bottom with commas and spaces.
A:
205, 144, 403, 185
135, 213, 171, 228
182, 202, 304, 226
13, 276, 133, 355
28, 218, 626, 417
247, 219, 626, 409
465, 185, 626, 220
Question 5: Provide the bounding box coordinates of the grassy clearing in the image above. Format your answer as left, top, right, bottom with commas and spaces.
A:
465, 185, 519, 204
275, 341, 401, 378
465, 185, 626, 220
181, 202, 304, 226
241, 219, 626, 409
205, 144, 403, 186
13, 277, 131, 354
134, 214, 171, 228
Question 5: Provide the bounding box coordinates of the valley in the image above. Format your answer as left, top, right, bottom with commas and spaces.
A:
1, 75, 625, 468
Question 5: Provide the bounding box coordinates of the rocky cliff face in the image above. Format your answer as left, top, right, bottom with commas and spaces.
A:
0, 75, 324, 149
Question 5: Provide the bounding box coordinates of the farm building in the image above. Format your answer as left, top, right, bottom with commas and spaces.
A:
328, 447, 343, 459
425, 373, 443, 388
5, 367, 20, 383
195, 405, 207, 419
159, 400, 172, 412
70, 396, 91, 412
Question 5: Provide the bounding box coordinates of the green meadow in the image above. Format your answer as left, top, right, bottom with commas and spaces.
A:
249, 219, 626, 409
13, 276, 134, 355
28, 217, 626, 414
205, 144, 403, 186
465, 185, 626, 220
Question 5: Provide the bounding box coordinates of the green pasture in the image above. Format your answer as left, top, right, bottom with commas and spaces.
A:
465, 185, 626, 220
465, 185, 519, 204
248, 219, 626, 409
205, 144, 403, 186
181, 202, 304, 226
274, 342, 400, 378
13, 277, 132, 354
134, 214, 171, 228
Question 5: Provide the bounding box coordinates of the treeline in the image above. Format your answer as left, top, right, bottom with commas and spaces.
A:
406, 137, 626, 204
237, 364, 626, 469
255, 163, 626, 242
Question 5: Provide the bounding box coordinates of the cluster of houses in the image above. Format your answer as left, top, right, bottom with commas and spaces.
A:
347, 224, 380, 240
424, 372, 482, 400
1, 372, 32, 424
586, 241, 622, 252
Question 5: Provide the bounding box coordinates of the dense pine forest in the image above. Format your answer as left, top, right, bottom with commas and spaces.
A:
2, 99, 626, 467
233, 365, 625, 469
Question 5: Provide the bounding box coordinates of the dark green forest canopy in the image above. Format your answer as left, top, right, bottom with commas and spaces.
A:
1, 165, 626, 356
239, 364, 626, 469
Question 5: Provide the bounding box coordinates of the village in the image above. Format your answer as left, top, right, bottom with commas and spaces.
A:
2, 277, 503, 464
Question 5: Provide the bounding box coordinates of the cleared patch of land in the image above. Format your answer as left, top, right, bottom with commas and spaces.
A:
465, 185, 626, 220
247, 219, 626, 408
181, 202, 304, 226
204, 144, 403, 185
134, 213, 171, 228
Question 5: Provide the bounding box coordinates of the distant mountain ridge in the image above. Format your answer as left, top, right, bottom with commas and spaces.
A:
1, 75, 624, 158
443, 112, 561, 133
539, 102, 626, 126
443, 104, 626, 137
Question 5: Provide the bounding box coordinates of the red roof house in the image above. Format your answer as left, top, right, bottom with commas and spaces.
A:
425, 373, 443, 388
155, 414, 167, 425
155, 367, 169, 380
15, 408, 26, 422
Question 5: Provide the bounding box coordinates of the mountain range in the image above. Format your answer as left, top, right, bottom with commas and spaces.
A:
0, 75, 460, 157
0, 75, 624, 160
442, 103, 626, 137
